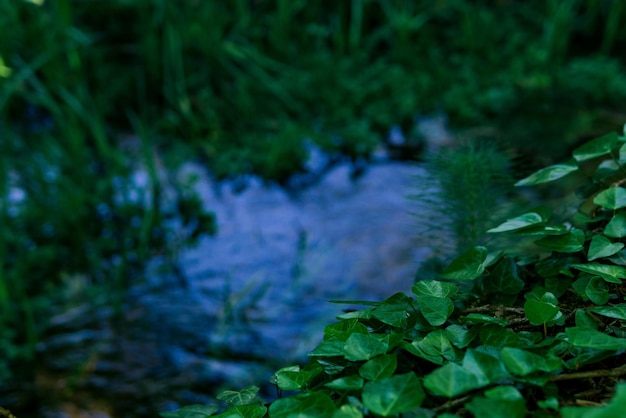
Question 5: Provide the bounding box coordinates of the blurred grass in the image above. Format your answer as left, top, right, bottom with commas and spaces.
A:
1, 0, 626, 415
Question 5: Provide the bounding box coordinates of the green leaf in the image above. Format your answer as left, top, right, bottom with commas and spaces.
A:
269, 392, 336, 418
604, 212, 626, 238
572, 132, 619, 162
501, 347, 561, 376
441, 246, 489, 280
589, 304, 626, 320
273, 366, 318, 391
515, 162, 578, 186
309, 339, 346, 357
575, 310, 599, 330
487, 206, 552, 233
362, 373, 425, 416
483, 257, 524, 295
213, 405, 267, 418
416, 330, 457, 360
416, 295, 454, 326
324, 319, 369, 340
160, 405, 219, 418
479, 325, 525, 348
359, 354, 397, 381
324, 375, 364, 390
462, 314, 508, 327
445, 324, 478, 349
462, 348, 510, 385
534, 229, 585, 252
343, 333, 389, 361
524, 295, 560, 326
570, 263, 626, 284
566, 327, 626, 350
593, 187, 626, 209
412, 280, 458, 298
332, 405, 363, 418
588, 235, 625, 260
423, 362, 484, 397
372, 293, 412, 327
585, 277, 609, 305
216, 386, 260, 406
487, 209, 548, 233
466, 386, 527, 418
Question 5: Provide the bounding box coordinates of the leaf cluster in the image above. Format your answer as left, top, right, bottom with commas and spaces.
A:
166, 127, 626, 416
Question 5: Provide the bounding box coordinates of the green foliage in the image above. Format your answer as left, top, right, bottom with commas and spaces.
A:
3, 1, 626, 180
167, 127, 626, 416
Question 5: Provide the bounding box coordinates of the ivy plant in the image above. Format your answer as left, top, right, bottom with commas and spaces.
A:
164, 126, 626, 416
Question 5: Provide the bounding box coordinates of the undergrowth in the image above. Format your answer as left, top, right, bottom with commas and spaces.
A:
164, 127, 626, 417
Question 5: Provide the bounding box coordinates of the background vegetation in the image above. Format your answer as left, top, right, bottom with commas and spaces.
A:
2, 0, 626, 416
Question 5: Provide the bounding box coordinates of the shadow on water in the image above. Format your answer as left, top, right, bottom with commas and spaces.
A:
4, 122, 456, 417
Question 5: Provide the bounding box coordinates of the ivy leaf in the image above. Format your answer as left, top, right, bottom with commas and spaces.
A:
324, 375, 364, 390
587, 234, 625, 260
483, 257, 525, 295
273, 366, 318, 391
441, 246, 489, 280
417, 330, 456, 358
372, 293, 412, 327
212, 405, 267, 418
269, 392, 336, 418
501, 347, 561, 376
479, 325, 525, 348
160, 405, 219, 418
515, 162, 578, 186
566, 327, 626, 350
589, 304, 626, 320
534, 229, 585, 253
308, 339, 346, 357
570, 263, 626, 284
359, 354, 397, 381
585, 277, 609, 305
423, 362, 484, 397
343, 333, 388, 361
324, 319, 369, 340
446, 324, 479, 349
466, 386, 527, 418
416, 295, 454, 326
593, 187, 626, 210
216, 386, 260, 406
412, 280, 458, 298
572, 132, 619, 162
487, 208, 550, 233
604, 213, 626, 238
462, 348, 510, 385
332, 405, 363, 418
524, 297, 560, 326
362, 373, 425, 416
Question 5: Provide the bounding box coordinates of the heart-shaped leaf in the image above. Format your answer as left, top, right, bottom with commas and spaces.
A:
424, 362, 484, 397
604, 213, 626, 238
487, 207, 550, 233
588, 234, 625, 260
524, 297, 560, 326
362, 373, 425, 415
515, 162, 578, 186
570, 263, 626, 284
441, 246, 489, 280
417, 295, 454, 326
412, 280, 458, 298
573, 132, 619, 162
535, 229, 585, 253
593, 187, 626, 210
359, 354, 397, 381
